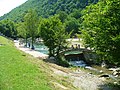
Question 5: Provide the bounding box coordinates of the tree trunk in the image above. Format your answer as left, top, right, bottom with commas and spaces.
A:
56, 46, 61, 58
25, 36, 27, 47
49, 48, 52, 57
31, 36, 34, 49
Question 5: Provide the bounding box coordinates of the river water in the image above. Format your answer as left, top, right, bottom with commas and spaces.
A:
26, 42, 49, 54
34, 43, 49, 54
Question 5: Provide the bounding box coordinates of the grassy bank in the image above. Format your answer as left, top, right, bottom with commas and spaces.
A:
0, 36, 52, 90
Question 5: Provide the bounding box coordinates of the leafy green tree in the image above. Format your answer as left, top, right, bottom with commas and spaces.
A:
57, 11, 68, 23
70, 9, 82, 19
0, 19, 17, 39
0, 22, 4, 35
65, 16, 80, 36
16, 22, 29, 46
81, 0, 120, 65
24, 9, 39, 49
39, 15, 70, 57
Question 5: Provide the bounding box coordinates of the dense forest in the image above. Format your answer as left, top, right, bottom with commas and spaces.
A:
0, 0, 98, 21
0, 0, 98, 37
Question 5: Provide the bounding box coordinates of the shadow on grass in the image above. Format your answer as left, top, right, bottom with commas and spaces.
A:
42, 58, 57, 64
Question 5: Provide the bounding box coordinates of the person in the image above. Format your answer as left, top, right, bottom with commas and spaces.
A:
75, 44, 78, 49
71, 45, 74, 49
78, 44, 80, 49
101, 61, 107, 68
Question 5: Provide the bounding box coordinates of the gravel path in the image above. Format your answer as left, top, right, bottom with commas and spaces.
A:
14, 40, 48, 59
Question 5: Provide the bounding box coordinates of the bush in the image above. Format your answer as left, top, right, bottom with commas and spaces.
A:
56, 56, 69, 67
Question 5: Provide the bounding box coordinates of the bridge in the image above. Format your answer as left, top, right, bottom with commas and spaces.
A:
60, 48, 91, 55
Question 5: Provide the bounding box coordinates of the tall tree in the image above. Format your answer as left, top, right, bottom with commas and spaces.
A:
81, 0, 120, 65
16, 22, 29, 46
24, 9, 39, 49
39, 15, 70, 57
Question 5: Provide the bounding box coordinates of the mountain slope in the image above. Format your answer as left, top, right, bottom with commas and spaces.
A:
0, 0, 98, 22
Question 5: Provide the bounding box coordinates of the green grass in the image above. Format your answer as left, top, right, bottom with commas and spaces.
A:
0, 36, 52, 90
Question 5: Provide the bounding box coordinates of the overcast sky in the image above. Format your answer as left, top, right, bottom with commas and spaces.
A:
0, 0, 27, 16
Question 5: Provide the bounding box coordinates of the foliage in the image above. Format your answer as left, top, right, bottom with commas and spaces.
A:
70, 9, 82, 19
16, 22, 30, 45
0, 0, 98, 22
57, 11, 68, 23
17, 23, 25, 38
81, 0, 120, 65
57, 11, 81, 36
24, 9, 39, 49
0, 0, 98, 36
0, 19, 17, 39
56, 55, 70, 67
39, 15, 71, 57
65, 16, 80, 36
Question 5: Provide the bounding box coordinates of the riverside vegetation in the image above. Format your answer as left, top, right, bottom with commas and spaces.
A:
0, 0, 120, 89
0, 0, 119, 66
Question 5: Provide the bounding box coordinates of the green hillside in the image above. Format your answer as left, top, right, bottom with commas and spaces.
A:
0, 36, 52, 90
0, 0, 98, 22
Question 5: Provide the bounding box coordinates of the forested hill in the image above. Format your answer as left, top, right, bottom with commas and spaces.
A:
0, 0, 98, 22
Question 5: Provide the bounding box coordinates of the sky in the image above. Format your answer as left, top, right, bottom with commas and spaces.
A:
0, 0, 28, 16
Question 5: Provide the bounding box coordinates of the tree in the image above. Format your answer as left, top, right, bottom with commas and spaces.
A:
70, 9, 82, 19
0, 19, 17, 39
65, 16, 80, 36
24, 9, 39, 49
81, 0, 120, 65
57, 11, 68, 23
16, 22, 29, 46
39, 15, 70, 57
0, 0, 98, 22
